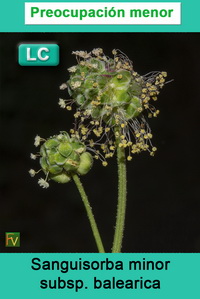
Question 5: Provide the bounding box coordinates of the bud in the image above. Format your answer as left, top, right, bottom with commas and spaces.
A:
77, 152, 93, 175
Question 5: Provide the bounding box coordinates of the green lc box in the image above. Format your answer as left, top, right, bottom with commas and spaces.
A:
18, 44, 59, 66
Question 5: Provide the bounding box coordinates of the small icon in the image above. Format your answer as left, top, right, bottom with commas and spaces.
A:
5, 232, 20, 247
18, 44, 59, 66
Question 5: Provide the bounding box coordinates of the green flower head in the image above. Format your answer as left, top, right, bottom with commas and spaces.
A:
60, 49, 167, 164
29, 132, 93, 188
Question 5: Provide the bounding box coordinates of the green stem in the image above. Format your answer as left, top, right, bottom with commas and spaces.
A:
72, 174, 105, 253
112, 142, 127, 253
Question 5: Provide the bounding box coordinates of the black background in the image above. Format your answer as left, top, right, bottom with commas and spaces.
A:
0, 33, 200, 252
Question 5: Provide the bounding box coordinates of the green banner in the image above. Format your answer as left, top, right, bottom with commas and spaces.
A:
1, 253, 199, 298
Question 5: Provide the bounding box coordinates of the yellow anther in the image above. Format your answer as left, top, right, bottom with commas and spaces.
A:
81, 127, 88, 135
161, 71, 167, 77
142, 88, 147, 93
105, 128, 110, 133
127, 156, 132, 161
149, 85, 156, 91
91, 100, 99, 106
147, 133, 153, 138
102, 161, 108, 167
74, 112, 80, 118
89, 140, 94, 147
143, 96, 150, 103
160, 78, 165, 84
66, 106, 72, 111
117, 74, 123, 79
152, 147, 157, 152
137, 107, 143, 113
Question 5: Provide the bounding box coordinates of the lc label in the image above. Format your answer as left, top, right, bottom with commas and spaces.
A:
18, 44, 59, 66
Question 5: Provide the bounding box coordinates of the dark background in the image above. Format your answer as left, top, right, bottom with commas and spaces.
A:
0, 33, 199, 252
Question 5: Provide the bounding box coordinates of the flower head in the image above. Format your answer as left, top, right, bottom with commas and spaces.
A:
30, 131, 93, 188
61, 49, 167, 163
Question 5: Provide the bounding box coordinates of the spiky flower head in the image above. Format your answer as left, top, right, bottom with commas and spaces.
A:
60, 48, 167, 162
30, 132, 93, 187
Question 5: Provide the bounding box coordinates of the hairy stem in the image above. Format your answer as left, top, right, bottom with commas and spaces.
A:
72, 174, 105, 253
112, 142, 127, 253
